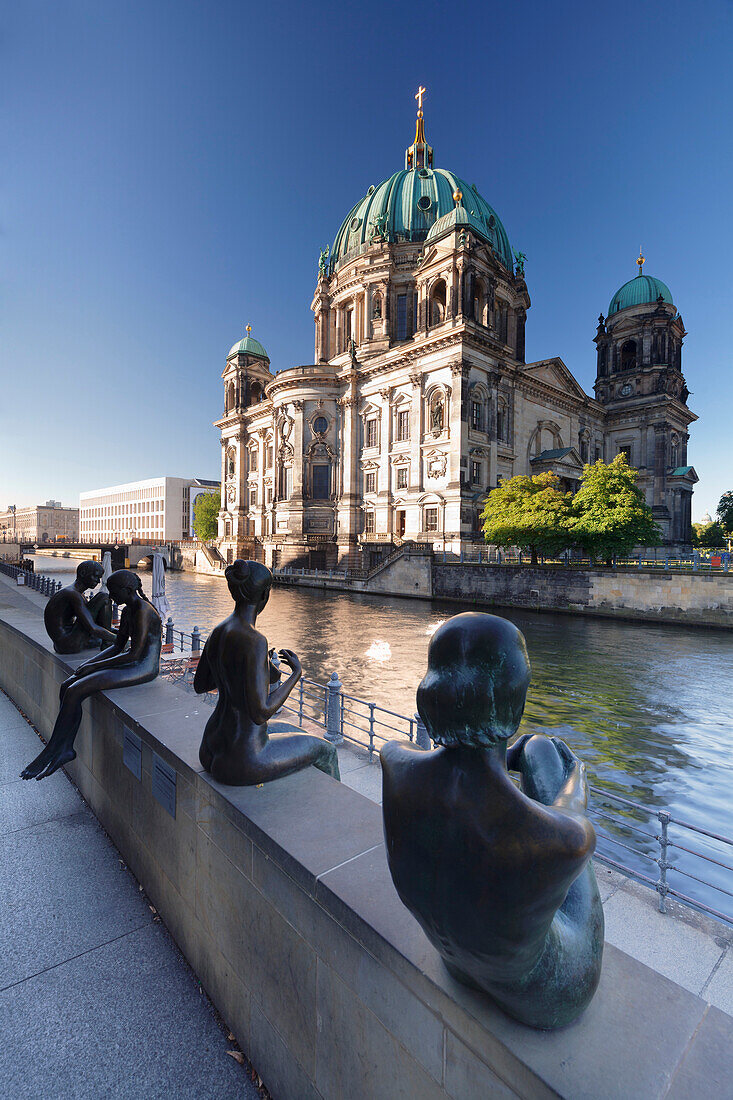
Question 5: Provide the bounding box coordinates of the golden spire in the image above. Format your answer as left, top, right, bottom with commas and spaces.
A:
406, 85, 433, 169
637, 247, 645, 275
246, 322, 252, 335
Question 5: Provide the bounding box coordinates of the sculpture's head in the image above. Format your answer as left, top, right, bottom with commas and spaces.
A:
76, 560, 103, 590
417, 612, 531, 748
106, 568, 145, 606
225, 559, 272, 614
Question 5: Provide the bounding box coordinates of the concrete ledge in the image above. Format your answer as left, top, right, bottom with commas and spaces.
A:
2, 580, 732, 1098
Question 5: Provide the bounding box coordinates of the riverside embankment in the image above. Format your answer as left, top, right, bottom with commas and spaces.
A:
272, 548, 733, 628
3, 570, 733, 1098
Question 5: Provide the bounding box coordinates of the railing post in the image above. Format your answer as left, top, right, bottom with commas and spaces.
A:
165, 617, 173, 646
638, 554, 643, 569
656, 810, 671, 914
368, 702, 375, 763
414, 711, 431, 750
325, 671, 344, 744
191, 626, 201, 653
298, 677, 304, 724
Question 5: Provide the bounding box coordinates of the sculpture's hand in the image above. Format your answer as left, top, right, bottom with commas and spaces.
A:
506, 733, 531, 772
278, 649, 301, 676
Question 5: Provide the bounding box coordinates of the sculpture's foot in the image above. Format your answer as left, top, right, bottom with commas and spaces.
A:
21, 743, 76, 781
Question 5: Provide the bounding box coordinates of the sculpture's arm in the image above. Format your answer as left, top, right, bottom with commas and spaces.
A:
245, 638, 300, 723
550, 738, 589, 816
193, 639, 216, 694
72, 592, 116, 644
72, 615, 130, 677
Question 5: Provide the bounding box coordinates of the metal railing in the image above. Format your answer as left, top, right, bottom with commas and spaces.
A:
437, 548, 732, 572
258, 668, 733, 927
0, 560, 63, 596
161, 617, 206, 654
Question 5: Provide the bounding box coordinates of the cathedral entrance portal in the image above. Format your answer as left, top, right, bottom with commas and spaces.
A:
396, 510, 406, 539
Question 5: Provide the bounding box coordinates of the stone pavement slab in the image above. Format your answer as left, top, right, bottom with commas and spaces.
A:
0, 690, 260, 1099
0, 924, 249, 1100
703, 947, 733, 1016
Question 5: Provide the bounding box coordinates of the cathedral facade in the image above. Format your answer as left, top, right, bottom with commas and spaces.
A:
215, 100, 696, 570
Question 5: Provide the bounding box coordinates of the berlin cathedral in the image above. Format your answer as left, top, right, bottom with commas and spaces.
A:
215, 91, 697, 570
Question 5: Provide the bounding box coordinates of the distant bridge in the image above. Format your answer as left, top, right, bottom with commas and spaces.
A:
24, 540, 177, 570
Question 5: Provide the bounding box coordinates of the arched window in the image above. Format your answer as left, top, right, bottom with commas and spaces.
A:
621, 340, 637, 371
497, 403, 507, 443
248, 380, 263, 405
226, 381, 235, 412
430, 279, 447, 327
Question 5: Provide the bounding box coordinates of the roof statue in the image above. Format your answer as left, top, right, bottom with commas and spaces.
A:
513, 249, 527, 277
318, 245, 329, 276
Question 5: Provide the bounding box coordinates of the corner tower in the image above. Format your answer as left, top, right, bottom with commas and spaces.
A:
594, 253, 697, 545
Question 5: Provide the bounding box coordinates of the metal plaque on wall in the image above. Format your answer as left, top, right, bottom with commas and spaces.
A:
122, 729, 142, 780
152, 752, 176, 818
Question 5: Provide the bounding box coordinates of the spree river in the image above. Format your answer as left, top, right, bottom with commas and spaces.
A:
37, 555, 733, 909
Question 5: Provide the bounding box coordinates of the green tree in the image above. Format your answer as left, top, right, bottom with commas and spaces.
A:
480, 472, 572, 564
717, 491, 733, 534
696, 521, 725, 548
192, 491, 220, 541
569, 454, 661, 562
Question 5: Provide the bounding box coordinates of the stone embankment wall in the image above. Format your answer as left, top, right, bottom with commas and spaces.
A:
433, 565, 733, 628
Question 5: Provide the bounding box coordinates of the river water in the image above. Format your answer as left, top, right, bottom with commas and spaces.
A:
36, 554, 733, 912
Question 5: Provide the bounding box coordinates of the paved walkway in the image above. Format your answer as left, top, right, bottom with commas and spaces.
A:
337, 741, 733, 1016
0, 689, 261, 1100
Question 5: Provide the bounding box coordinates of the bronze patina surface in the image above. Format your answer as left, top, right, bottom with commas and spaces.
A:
22, 569, 162, 781
194, 559, 339, 785
43, 559, 116, 654
381, 611, 604, 1029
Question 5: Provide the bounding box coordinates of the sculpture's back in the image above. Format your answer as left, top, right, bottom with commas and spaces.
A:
195, 560, 340, 786
381, 612, 604, 1029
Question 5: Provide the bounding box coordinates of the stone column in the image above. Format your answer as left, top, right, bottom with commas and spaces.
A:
336, 374, 361, 564
448, 363, 464, 492
409, 372, 423, 492
487, 369, 500, 486
379, 389, 392, 532
289, 401, 305, 539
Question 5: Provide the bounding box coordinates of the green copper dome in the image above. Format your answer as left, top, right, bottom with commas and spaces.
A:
228, 334, 269, 360
608, 274, 674, 316
331, 168, 513, 272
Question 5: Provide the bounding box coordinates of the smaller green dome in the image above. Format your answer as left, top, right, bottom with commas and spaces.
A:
608, 274, 673, 316
228, 334, 269, 360
425, 204, 493, 245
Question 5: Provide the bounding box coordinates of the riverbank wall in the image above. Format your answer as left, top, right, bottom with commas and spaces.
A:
2, 573, 732, 1098
273, 555, 733, 628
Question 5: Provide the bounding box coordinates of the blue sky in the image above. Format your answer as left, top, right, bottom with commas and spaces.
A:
2, 0, 731, 519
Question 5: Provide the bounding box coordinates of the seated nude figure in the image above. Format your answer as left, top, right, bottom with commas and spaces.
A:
44, 559, 116, 654
22, 570, 161, 781
381, 612, 604, 1030
194, 559, 340, 785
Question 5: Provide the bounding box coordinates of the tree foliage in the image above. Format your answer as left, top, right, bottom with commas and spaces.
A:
717, 491, 733, 534
480, 455, 662, 562
568, 454, 661, 560
480, 472, 572, 563
692, 521, 725, 548
192, 491, 220, 541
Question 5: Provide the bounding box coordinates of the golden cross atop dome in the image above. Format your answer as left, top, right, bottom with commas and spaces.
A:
637, 248, 645, 274
415, 85, 426, 113
246, 322, 252, 335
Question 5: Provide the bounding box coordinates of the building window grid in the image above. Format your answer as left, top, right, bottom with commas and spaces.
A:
424, 507, 439, 533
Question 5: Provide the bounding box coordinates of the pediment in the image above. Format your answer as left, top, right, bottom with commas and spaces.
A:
522, 358, 590, 401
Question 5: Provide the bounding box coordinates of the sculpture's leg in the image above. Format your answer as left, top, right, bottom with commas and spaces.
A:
21, 679, 87, 780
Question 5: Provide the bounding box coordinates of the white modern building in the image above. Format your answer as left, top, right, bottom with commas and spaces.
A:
79, 477, 219, 543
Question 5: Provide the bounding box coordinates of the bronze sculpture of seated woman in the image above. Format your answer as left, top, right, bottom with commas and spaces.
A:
22, 569, 161, 781
381, 612, 604, 1030
194, 559, 340, 785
